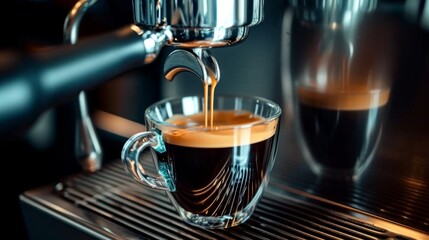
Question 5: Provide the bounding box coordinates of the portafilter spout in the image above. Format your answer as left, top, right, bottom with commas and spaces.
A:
164, 48, 220, 85
135, 0, 264, 48
157, 0, 265, 86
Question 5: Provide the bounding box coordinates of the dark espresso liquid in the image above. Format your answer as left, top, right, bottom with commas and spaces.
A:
157, 111, 278, 216
298, 88, 389, 169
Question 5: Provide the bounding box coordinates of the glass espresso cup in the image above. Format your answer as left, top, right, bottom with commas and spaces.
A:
295, 86, 389, 180
121, 95, 281, 229
284, 4, 395, 181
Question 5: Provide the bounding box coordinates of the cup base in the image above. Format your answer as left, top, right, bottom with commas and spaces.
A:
310, 164, 366, 182
181, 208, 254, 229
171, 179, 268, 229
298, 126, 382, 182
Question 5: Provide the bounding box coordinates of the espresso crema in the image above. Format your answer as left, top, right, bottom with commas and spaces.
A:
298, 87, 390, 111
163, 110, 278, 148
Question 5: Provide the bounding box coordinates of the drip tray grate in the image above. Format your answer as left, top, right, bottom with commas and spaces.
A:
21, 160, 427, 240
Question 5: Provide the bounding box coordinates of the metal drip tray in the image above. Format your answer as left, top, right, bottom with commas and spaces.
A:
19, 161, 422, 239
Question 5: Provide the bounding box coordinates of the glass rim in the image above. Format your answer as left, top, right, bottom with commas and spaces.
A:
144, 94, 282, 131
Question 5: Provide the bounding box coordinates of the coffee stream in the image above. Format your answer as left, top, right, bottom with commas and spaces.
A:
203, 69, 218, 128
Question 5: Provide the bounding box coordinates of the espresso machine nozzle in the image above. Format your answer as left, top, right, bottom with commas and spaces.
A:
142, 0, 264, 85
0, 0, 264, 139
163, 48, 220, 85
135, 0, 264, 48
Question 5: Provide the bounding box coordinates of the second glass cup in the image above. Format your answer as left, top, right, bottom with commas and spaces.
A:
121, 94, 281, 229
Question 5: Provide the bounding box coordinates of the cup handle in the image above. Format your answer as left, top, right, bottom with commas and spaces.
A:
121, 131, 175, 191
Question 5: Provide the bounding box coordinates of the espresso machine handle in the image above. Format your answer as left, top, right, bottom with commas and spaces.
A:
0, 24, 171, 138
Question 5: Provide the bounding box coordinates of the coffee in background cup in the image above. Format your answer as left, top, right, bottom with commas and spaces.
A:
296, 86, 390, 179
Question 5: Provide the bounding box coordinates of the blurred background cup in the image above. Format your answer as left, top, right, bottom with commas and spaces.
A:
121, 94, 281, 229
283, 0, 398, 180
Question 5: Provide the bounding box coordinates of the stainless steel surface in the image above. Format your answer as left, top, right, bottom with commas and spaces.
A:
133, 0, 264, 48
134, 0, 263, 27
164, 49, 220, 85
289, 0, 377, 25
64, 0, 103, 173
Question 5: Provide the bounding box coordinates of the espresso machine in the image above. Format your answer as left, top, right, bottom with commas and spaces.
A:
1, 0, 429, 239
